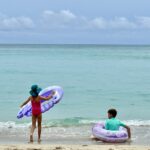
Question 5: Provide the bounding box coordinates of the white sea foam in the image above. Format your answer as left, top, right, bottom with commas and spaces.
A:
0, 119, 150, 130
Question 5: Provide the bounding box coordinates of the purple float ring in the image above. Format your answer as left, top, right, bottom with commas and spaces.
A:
17, 86, 63, 119
92, 122, 128, 143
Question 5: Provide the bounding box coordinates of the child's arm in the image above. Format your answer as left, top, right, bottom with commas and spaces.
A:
20, 97, 31, 108
124, 125, 131, 139
39, 91, 55, 101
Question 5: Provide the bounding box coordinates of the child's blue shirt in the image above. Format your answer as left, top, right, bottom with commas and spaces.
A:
105, 118, 125, 131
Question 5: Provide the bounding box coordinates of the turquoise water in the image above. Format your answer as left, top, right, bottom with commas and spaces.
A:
0, 44, 150, 125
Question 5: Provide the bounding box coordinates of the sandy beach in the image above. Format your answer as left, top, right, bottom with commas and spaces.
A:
0, 144, 150, 150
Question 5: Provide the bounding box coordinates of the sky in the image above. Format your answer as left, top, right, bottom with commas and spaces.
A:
0, 0, 150, 44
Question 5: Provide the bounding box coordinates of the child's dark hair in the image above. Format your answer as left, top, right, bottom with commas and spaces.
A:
108, 109, 117, 117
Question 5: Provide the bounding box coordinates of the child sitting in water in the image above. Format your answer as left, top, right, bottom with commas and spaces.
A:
20, 85, 55, 143
105, 108, 131, 139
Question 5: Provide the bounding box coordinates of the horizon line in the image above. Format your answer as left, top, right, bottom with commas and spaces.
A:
0, 43, 150, 46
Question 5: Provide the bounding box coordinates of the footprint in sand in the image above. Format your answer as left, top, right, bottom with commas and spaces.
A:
54, 146, 62, 150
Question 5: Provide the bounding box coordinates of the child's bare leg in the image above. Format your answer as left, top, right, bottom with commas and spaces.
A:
30, 115, 36, 142
37, 114, 42, 142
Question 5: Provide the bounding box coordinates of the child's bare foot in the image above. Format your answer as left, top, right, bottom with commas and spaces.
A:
38, 139, 41, 143
91, 135, 96, 139
29, 135, 33, 143
91, 135, 99, 141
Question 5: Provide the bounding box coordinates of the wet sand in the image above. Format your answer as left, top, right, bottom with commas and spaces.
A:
0, 144, 150, 150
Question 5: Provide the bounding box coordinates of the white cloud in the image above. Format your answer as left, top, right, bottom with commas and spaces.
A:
0, 14, 34, 31
41, 10, 141, 30
41, 10, 150, 31
136, 16, 150, 28
90, 18, 107, 29
109, 17, 137, 29
1, 10, 150, 32
42, 10, 76, 28
60, 10, 76, 19
89, 17, 138, 30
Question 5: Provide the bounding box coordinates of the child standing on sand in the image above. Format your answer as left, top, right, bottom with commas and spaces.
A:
20, 85, 55, 143
105, 108, 131, 139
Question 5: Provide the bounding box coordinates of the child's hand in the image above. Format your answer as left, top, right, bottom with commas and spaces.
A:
51, 90, 55, 96
20, 105, 24, 108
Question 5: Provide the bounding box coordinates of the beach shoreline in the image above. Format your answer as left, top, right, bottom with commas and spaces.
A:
0, 144, 149, 150
0, 125, 150, 145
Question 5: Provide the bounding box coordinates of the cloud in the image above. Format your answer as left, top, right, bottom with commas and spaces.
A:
1, 10, 150, 32
89, 17, 137, 30
0, 14, 34, 31
136, 16, 150, 28
90, 17, 107, 29
42, 10, 76, 28
109, 17, 137, 29
41, 10, 150, 31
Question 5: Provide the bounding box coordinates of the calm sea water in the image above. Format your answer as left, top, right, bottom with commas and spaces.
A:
0, 44, 150, 144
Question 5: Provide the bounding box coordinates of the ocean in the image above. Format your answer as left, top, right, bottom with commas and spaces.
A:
0, 44, 150, 145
